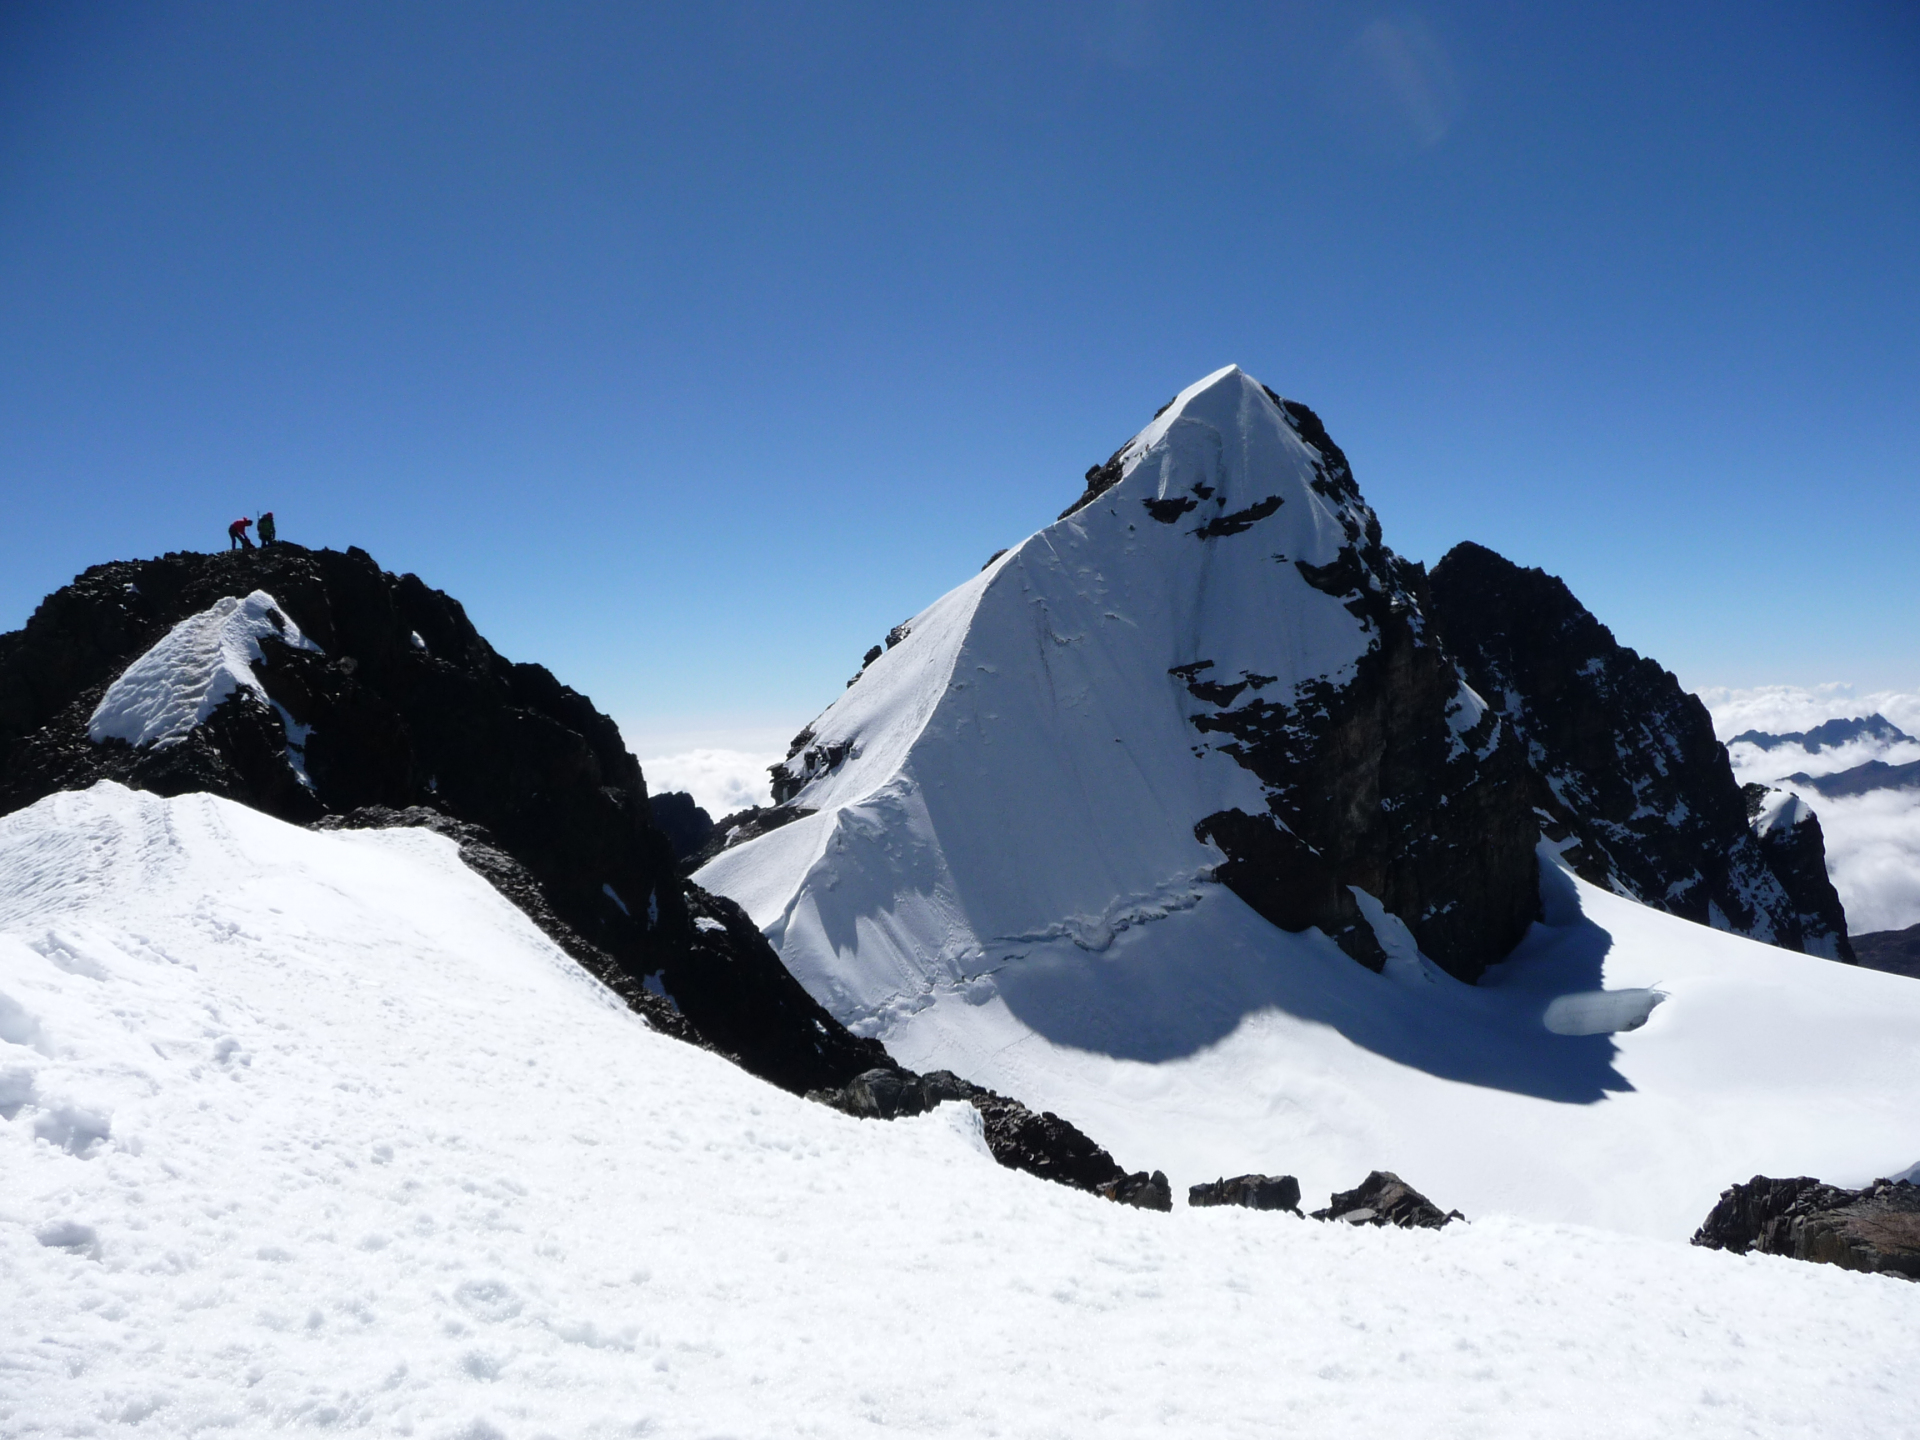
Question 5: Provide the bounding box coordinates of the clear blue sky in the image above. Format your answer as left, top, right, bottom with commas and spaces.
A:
4, 1, 1916, 754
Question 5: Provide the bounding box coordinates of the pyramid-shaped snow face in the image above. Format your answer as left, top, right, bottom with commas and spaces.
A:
699, 367, 1540, 1030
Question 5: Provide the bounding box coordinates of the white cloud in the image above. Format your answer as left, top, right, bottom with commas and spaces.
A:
1782, 787, 1920, 935
1702, 685, 1920, 936
640, 748, 779, 820
1695, 684, 1920, 740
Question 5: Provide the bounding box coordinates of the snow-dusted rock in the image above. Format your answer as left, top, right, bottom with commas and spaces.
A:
86, 589, 319, 750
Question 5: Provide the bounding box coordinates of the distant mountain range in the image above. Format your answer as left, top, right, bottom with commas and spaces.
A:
1729, 714, 1915, 753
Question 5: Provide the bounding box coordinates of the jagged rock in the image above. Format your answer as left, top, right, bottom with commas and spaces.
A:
1691, 1175, 1920, 1281
1851, 923, 1920, 979
650, 790, 714, 860
683, 802, 814, 873
1310, 1171, 1462, 1229
1058, 445, 1130, 519
0, 544, 887, 1095
1428, 542, 1854, 962
1100, 1170, 1174, 1212
808, 1066, 1165, 1206
1188, 1173, 1302, 1213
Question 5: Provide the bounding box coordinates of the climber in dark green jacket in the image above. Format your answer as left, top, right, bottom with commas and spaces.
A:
258, 511, 277, 546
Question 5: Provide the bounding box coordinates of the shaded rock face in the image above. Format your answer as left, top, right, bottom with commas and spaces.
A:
1692, 1175, 1920, 1281
1310, 1171, 1461, 1229
317, 805, 706, 1053
1188, 1174, 1302, 1213
1850, 924, 1920, 980
683, 802, 813, 874
1428, 542, 1853, 963
1186, 400, 1540, 980
650, 791, 714, 860
808, 1067, 1167, 1207
0, 544, 887, 1095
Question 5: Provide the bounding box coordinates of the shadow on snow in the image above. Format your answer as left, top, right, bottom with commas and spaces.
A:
990, 859, 1634, 1104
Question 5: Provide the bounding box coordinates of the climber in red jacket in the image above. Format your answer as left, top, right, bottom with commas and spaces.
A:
228, 517, 254, 551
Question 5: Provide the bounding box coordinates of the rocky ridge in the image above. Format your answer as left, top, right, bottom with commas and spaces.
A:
0, 544, 888, 1094
808, 1066, 1173, 1208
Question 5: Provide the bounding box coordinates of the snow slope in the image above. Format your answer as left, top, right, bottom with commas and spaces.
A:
697, 367, 1920, 1236
87, 590, 320, 752
4, 783, 1919, 1438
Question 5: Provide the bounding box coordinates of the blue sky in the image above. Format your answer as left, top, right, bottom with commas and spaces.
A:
3, 1, 1916, 757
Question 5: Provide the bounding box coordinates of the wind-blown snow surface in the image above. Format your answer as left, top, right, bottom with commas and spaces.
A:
698, 367, 1920, 1236
87, 590, 320, 751
4, 785, 1919, 1437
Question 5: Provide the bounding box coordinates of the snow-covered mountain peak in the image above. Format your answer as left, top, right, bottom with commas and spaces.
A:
707, 367, 1542, 1052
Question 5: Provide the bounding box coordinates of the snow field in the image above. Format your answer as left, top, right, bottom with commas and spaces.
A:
3, 785, 1918, 1438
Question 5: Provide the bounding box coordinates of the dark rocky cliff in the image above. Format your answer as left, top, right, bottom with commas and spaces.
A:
1170, 400, 1542, 982
1428, 542, 1852, 961
0, 543, 890, 1093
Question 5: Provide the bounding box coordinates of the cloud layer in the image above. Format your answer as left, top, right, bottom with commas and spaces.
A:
1700, 686, 1920, 936
640, 748, 778, 820
1695, 684, 1920, 741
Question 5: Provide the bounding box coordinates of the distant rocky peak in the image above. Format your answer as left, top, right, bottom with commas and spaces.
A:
1730, 714, 1916, 753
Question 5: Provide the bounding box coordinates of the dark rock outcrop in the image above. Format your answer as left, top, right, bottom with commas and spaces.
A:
1310, 1171, 1462, 1229
808, 1066, 1168, 1207
1059, 445, 1131, 520
683, 802, 814, 873
0, 544, 888, 1095
317, 805, 707, 1051
1188, 1174, 1303, 1213
1100, 1169, 1174, 1212
1691, 1175, 1920, 1281
1428, 542, 1853, 962
1851, 924, 1920, 980
1181, 400, 1542, 981
650, 790, 714, 860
